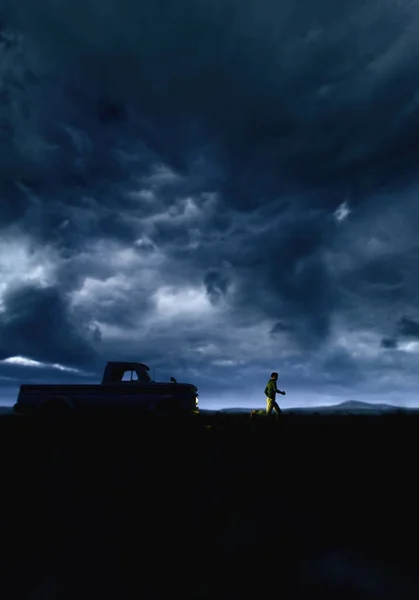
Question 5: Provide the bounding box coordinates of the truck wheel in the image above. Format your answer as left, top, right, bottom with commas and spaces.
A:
37, 397, 74, 418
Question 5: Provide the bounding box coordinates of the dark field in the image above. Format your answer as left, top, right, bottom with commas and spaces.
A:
1, 412, 419, 599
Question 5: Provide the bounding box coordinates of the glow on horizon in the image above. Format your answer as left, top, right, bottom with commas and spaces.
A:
199, 392, 419, 411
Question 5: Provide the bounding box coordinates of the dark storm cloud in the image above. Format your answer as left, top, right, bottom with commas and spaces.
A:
224, 207, 340, 346
204, 269, 231, 304
398, 316, 419, 339
377, 317, 419, 352
0, 283, 100, 367
2, 0, 419, 221
380, 338, 397, 349
271, 321, 293, 335
0, 1, 419, 405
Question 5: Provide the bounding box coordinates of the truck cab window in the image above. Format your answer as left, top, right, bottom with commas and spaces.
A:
121, 370, 138, 382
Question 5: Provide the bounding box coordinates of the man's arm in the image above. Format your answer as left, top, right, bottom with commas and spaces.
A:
274, 385, 286, 395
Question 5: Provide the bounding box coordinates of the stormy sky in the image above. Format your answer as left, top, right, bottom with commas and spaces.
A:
1, 1, 419, 409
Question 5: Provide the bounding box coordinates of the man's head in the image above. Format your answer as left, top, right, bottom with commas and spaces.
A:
270, 372, 278, 380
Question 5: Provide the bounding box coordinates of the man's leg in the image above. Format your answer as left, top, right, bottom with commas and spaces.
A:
266, 397, 274, 415
273, 401, 282, 416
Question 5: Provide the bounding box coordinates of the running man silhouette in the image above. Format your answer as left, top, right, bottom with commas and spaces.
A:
264, 372, 286, 415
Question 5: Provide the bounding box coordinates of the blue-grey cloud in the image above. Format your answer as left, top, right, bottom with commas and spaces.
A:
380, 338, 397, 349
1, 1, 419, 407
398, 316, 419, 339
0, 283, 100, 367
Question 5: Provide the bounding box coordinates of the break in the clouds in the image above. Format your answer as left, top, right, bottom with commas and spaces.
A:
1, 1, 419, 408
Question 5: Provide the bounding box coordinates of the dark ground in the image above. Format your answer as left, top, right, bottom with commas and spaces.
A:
1, 412, 419, 599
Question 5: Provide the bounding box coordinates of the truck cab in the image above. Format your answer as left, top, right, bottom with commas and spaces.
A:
101, 362, 154, 384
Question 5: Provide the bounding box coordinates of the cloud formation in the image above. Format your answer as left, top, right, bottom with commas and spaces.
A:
1, 1, 419, 407
0, 282, 100, 366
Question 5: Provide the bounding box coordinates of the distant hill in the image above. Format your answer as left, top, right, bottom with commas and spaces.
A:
214, 408, 250, 414
291, 400, 402, 414
209, 400, 409, 415
329, 400, 399, 412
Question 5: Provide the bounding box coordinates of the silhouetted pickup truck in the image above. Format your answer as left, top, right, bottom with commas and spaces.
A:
13, 361, 199, 417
